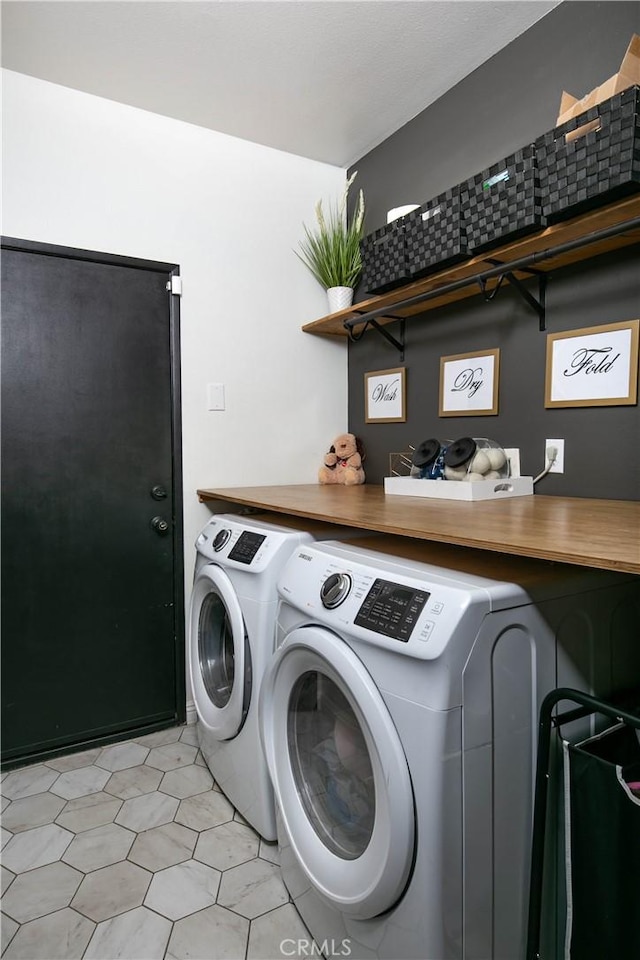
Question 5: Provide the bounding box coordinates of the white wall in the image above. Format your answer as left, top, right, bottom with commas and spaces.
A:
2, 69, 348, 714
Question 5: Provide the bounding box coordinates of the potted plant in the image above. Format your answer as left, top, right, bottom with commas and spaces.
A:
297, 172, 365, 313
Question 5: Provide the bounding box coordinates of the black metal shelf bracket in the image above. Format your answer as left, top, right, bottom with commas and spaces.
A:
346, 315, 405, 360
369, 317, 405, 360
509, 271, 547, 331
481, 259, 548, 330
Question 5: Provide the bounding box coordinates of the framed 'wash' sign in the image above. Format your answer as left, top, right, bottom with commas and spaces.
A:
364, 367, 406, 423
545, 319, 639, 408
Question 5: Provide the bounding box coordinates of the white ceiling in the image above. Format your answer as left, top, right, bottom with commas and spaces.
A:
1, 0, 561, 167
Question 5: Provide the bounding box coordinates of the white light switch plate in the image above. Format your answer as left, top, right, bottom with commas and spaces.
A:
207, 383, 225, 411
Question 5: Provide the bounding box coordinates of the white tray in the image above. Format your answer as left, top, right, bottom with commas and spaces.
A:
384, 475, 534, 501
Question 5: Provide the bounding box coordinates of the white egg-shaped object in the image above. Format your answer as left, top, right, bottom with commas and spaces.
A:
469, 451, 491, 475
444, 465, 468, 481
486, 447, 507, 471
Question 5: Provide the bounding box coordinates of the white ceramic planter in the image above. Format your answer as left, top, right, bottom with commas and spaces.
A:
327, 286, 354, 313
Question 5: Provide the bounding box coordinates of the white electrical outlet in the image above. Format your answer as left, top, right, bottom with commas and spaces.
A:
546, 438, 564, 473
504, 448, 521, 478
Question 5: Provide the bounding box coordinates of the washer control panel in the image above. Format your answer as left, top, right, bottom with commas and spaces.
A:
228, 530, 267, 564
279, 541, 499, 660
354, 578, 430, 642
195, 516, 308, 573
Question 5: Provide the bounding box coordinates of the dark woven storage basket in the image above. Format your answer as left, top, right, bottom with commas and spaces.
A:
404, 187, 468, 278
536, 85, 640, 222
360, 219, 410, 294
460, 145, 544, 252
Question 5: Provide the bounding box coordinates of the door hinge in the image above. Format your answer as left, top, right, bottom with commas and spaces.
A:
166, 276, 182, 296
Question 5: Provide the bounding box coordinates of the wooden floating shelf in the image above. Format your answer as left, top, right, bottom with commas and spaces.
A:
196, 484, 640, 575
301, 195, 640, 338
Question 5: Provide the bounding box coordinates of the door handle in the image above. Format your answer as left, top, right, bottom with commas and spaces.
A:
151, 516, 170, 536
150, 485, 168, 501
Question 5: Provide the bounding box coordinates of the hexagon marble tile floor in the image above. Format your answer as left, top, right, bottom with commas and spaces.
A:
0, 724, 314, 959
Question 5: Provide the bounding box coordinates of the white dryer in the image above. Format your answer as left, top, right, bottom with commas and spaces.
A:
189, 513, 350, 841
259, 537, 640, 959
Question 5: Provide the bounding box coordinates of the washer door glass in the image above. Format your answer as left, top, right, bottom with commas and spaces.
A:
288, 671, 375, 860
189, 564, 251, 740
260, 625, 415, 919
198, 591, 235, 708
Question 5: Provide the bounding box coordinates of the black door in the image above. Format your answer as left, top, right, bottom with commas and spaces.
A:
1, 239, 185, 767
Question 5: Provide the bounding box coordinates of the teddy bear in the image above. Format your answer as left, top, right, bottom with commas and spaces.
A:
318, 433, 365, 486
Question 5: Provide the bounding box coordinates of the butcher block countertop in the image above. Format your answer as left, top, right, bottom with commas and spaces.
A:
196, 484, 640, 576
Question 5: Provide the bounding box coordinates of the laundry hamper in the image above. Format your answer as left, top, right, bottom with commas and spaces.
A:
527, 688, 640, 960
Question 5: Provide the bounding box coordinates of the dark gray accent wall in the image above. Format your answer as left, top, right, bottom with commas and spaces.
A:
347, 2, 640, 500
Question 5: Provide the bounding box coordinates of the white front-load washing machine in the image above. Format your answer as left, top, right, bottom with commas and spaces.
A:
259, 537, 640, 959
189, 513, 352, 841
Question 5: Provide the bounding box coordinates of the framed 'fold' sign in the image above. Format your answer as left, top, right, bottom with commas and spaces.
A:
545, 319, 639, 408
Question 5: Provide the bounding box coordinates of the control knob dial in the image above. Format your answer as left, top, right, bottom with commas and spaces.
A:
320, 572, 352, 609
213, 529, 231, 552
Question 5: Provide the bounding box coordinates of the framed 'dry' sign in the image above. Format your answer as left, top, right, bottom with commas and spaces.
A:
545, 319, 639, 408
364, 367, 406, 423
439, 348, 500, 416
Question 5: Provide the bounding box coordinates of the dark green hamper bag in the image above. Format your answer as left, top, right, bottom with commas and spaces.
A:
563, 721, 640, 958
